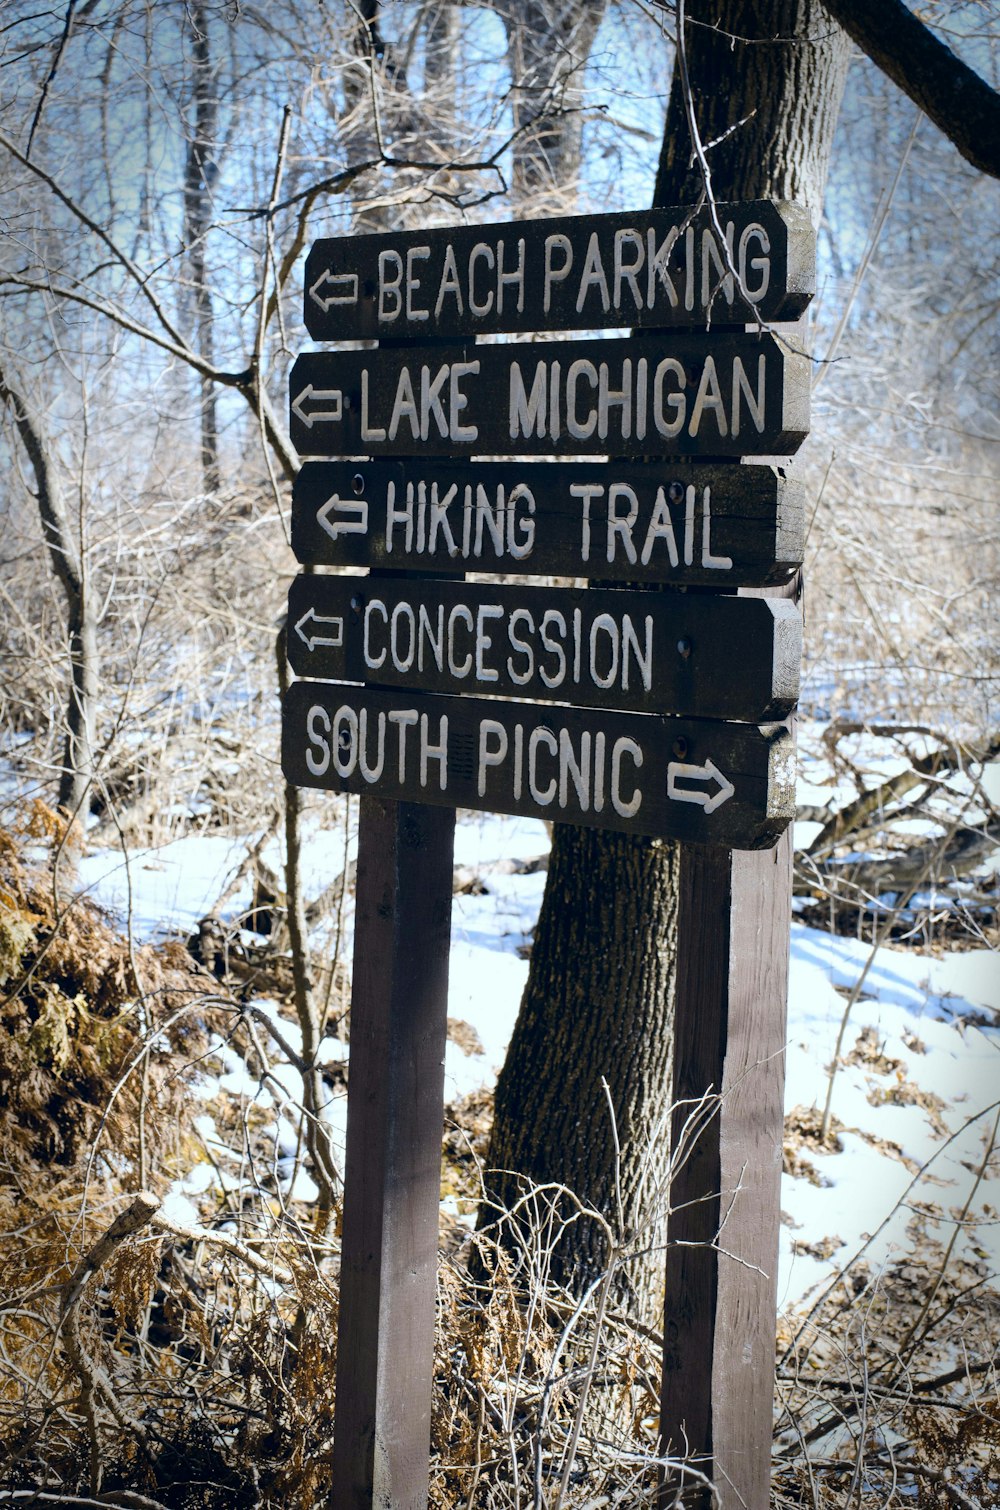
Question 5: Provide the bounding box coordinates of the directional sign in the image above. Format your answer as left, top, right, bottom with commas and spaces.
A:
303, 201, 814, 341
286, 575, 801, 724
291, 460, 804, 588
289, 333, 809, 461
281, 681, 796, 849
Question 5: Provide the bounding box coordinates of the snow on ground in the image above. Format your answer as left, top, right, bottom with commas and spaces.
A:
77, 783, 998, 1314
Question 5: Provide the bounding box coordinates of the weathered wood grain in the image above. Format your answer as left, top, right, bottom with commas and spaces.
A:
304, 201, 814, 341
285, 574, 801, 722
330, 796, 455, 1509
288, 333, 810, 460
281, 680, 796, 848
290, 459, 805, 587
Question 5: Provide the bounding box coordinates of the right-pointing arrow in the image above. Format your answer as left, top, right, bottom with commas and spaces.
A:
666, 757, 735, 813
291, 384, 344, 429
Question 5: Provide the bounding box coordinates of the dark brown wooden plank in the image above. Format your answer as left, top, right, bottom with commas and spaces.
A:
303, 201, 814, 340
288, 333, 809, 460
281, 680, 795, 848
659, 830, 792, 1508
331, 795, 455, 1509
285, 575, 801, 723
291, 459, 805, 588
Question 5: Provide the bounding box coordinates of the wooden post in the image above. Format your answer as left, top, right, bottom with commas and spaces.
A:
330, 794, 455, 1509
660, 828, 792, 1508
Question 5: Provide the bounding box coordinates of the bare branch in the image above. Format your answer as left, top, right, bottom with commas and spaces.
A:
823, 0, 1000, 178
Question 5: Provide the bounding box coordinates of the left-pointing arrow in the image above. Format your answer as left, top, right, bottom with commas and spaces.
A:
666, 757, 735, 813
294, 607, 345, 653
317, 493, 368, 540
291, 384, 343, 428
308, 269, 360, 311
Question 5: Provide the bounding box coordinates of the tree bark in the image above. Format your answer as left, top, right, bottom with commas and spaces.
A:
0, 366, 98, 822
503, 0, 609, 205
184, 2, 221, 496
483, 0, 849, 1330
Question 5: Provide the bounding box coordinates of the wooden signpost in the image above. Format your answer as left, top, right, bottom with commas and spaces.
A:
282, 199, 814, 1509
285, 575, 801, 721
303, 200, 814, 341
289, 332, 809, 459
292, 458, 805, 588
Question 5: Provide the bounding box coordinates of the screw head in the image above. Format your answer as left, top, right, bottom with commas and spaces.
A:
350, 594, 364, 612
668, 481, 685, 503
677, 637, 692, 659
352, 473, 365, 495
672, 737, 688, 759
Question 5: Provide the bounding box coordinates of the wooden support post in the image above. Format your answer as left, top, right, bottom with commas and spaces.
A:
331, 795, 455, 1510
660, 828, 793, 1509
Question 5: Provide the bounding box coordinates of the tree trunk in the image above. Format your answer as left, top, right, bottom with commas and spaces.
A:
504, 0, 609, 205
0, 367, 98, 823
483, 0, 849, 1328
184, 2, 221, 496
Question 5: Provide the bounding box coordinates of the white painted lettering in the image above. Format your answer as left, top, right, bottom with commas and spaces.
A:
566, 359, 598, 440
475, 604, 503, 682
576, 232, 611, 313
689, 355, 728, 437
732, 354, 765, 436
333, 706, 358, 779
420, 713, 448, 790
363, 599, 388, 669
497, 237, 526, 313
405, 246, 431, 320
447, 605, 474, 678
305, 705, 331, 776
510, 361, 547, 440
572, 482, 603, 562
598, 359, 632, 441
506, 483, 536, 560
559, 728, 591, 809
387, 708, 418, 782
606, 483, 639, 564
611, 736, 643, 817
543, 233, 573, 313
528, 727, 557, 805
468, 243, 494, 315
378, 249, 403, 322
361, 368, 386, 442
738, 224, 770, 302
640, 487, 680, 567
653, 358, 687, 438
506, 608, 534, 685
701, 486, 732, 569
477, 719, 507, 796
538, 610, 567, 688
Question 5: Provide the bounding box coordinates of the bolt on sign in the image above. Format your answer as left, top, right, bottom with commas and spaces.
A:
284, 200, 813, 847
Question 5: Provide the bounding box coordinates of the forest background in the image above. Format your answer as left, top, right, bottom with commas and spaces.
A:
0, 1, 997, 1505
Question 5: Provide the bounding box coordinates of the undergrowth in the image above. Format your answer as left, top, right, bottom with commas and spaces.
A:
0, 812, 996, 1507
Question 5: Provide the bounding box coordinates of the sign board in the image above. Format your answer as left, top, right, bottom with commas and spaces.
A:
285, 576, 801, 724
303, 200, 814, 341
291, 460, 804, 588
281, 681, 796, 849
289, 333, 809, 460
